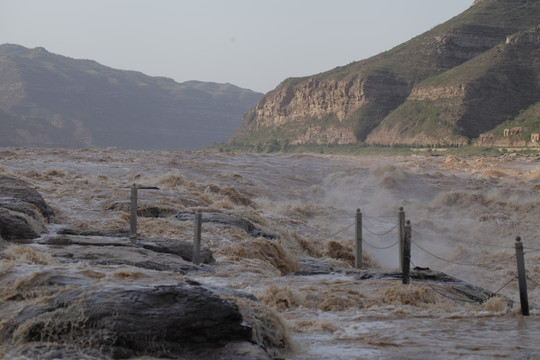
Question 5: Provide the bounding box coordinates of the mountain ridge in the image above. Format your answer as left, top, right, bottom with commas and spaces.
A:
0, 44, 263, 150
230, 0, 540, 148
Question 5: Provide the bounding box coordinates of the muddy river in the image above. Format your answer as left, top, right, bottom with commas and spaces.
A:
0, 148, 539, 359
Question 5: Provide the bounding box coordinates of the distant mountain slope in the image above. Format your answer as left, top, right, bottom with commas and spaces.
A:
0, 44, 263, 149
230, 0, 540, 147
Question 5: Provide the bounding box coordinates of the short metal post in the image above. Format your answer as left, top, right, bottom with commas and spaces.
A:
193, 209, 202, 265
130, 184, 137, 237
402, 220, 411, 285
515, 236, 529, 316
398, 207, 405, 272
355, 208, 362, 269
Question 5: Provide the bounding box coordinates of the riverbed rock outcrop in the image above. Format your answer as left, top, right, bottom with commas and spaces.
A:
0, 175, 53, 240
3, 267, 273, 359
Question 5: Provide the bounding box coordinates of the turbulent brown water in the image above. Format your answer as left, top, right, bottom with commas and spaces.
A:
1, 148, 540, 359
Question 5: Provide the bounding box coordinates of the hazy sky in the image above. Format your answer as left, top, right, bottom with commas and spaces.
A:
1, 0, 474, 93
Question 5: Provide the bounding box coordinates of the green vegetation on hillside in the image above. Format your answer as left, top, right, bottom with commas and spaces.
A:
210, 140, 539, 157
371, 24, 540, 145
490, 102, 540, 141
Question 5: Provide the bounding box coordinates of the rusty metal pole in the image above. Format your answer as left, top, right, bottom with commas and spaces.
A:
515, 236, 529, 316
355, 208, 362, 269
130, 184, 137, 238
402, 220, 411, 285
398, 207, 405, 272
193, 209, 202, 265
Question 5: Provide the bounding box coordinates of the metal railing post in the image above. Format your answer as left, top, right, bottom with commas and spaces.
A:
355, 208, 362, 269
398, 207, 405, 271
515, 236, 529, 316
402, 220, 411, 285
193, 209, 202, 265
130, 184, 137, 237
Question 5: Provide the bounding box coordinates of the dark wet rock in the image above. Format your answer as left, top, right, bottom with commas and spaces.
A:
0, 176, 53, 240
410, 268, 457, 282
201, 284, 259, 302
292, 259, 334, 275
0, 201, 41, 218
9, 283, 254, 359
0, 235, 10, 250
176, 211, 277, 239
186, 341, 272, 360
38, 235, 133, 247
38, 235, 215, 269
37, 243, 206, 274
2, 263, 286, 359
139, 238, 214, 264
0, 175, 54, 220
108, 201, 176, 218
14, 343, 106, 360
13, 341, 272, 360
57, 228, 130, 237
354, 269, 458, 282
0, 207, 41, 239
355, 269, 499, 304
120, 185, 160, 190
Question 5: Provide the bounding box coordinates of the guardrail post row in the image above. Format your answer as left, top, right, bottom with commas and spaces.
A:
130, 183, 137, 237
398, 206, 405, 272
515, 236, 529, 316
193, 208, 202, 265
355, 208, 362, 269
402, 220, 411, 285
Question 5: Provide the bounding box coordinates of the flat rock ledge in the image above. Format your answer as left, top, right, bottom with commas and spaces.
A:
38, 234, 214, 273
291, 258, 335, 275
51, 229, 215, 264
288, 265, 508, 306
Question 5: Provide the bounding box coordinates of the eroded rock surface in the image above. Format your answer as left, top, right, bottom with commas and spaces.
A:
108, 201, 176, 218
0, 175, 53, 240
139, 239, 214, 264
6, 276, 254, 359
38, 235, 214, 272
355, 268, 501, 304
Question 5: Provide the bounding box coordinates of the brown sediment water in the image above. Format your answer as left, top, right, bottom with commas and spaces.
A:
0, 148, 539, 359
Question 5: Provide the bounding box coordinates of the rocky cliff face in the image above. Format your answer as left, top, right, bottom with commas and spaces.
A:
407, 84, 467, 102
253, 78, 367, 127
235, 72, 410, 144
231, 0, 540, 147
